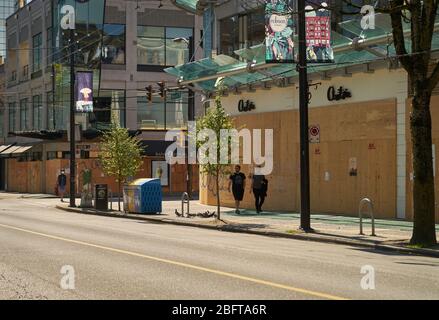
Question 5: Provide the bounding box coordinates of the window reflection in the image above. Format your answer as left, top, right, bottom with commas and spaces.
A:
102, 24, 126, 65
137, 90, 188, 130
137, 26, 192, 67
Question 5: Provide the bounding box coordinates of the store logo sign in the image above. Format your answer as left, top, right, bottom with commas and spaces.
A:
327, 86, 352, 101
238, 99, 256, 112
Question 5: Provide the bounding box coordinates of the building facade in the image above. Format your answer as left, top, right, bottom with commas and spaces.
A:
0, 0, 202, 196
166, 0, 439, 222
0, 0, 15, 61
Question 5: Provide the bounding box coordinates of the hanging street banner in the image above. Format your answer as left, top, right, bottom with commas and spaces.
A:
75, 71, 94, 112
265, 0, 295, 63
305, 1, 334, 63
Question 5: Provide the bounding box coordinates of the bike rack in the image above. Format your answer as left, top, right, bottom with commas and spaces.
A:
181, 192, 190, 218
359, 197, 376, 236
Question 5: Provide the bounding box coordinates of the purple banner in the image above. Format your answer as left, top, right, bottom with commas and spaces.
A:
75, 71, 93, 112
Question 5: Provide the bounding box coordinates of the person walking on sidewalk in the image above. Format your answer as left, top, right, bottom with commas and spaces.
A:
57, 169, 67, 202
228, 165, 246, 214
250, 165, 266, 214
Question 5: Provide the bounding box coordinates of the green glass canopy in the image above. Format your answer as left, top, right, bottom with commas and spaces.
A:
165, 13, 439, 92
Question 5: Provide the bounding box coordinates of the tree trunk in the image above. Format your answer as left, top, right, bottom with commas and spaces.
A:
216, 170, 220, 220
118, 179, 121, 212
410, 85, 437, 246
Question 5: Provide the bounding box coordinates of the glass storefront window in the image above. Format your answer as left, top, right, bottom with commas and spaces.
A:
8, 102, 16, 132
20, 98, 28, 131
91, 90, 126, 129
219, 8, 265, 57
32, 33, 42, 73
32, 94, 42, 130
137, 96, 166, 130
102, 24, 126, 65
137, 90, 188, 130
137, 26, 192, 67
166, 91, 188, 130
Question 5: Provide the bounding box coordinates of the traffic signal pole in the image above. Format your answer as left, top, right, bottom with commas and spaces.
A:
297, 0, 311, 231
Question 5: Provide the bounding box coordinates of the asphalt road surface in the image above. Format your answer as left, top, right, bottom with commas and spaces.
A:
0, 195, 438, 300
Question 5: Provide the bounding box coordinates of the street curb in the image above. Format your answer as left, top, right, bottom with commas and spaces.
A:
55, 205, 439, 258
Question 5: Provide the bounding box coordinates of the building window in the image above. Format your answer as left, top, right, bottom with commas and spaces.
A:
137, 26, 192, 67
19, 98, 28, 131
8, 102, 16, 132
219, 8, 265, 57
0, 108, 3, 137
32, 94, 42, 130
137, 90, 188, 130
91, 90, 126, 129
47, 151, 57, 160
32, 33, 42, 73
102, 24, 125, 65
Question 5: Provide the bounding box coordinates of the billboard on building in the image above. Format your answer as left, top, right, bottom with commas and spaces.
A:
305, 1, 334, 63
75, 71, 93, 112
265, 0, 295, 63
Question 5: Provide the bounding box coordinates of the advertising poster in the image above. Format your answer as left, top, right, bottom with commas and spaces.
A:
265, 0, 295, 63
152, 160, 169, 186
75, 71, 94, 112
305, 1, 334, 62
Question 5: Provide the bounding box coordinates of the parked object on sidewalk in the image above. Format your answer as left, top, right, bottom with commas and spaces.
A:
95, 184, 108, 211
123, 178, 162, 214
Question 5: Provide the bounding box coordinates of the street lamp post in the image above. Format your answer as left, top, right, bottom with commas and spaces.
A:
173, 36, 194, 199
61, 5, 76, 207
69, 29, 76, 208
297, 0, 311, 231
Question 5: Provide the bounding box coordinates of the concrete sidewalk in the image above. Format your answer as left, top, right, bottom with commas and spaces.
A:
48, 195, 439, 258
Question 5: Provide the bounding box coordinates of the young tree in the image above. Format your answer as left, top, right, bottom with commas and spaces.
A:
195, 93, 234, 220
99, 120, 143, 211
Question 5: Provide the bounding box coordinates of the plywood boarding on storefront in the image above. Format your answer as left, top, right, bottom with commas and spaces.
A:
405, 95, 439, 222
200, 98, 397, 218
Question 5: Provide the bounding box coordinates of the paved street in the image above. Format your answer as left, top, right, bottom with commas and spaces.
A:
0, 194, 438, 300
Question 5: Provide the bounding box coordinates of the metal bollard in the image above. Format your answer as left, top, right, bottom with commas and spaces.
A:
181, 192, 190, 218
359, 197, 376, 236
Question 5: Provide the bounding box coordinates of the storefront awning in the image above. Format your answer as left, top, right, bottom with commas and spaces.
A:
11, 146, 33, 155
0, 145, 13, 153
165, 13, 439, 92
0, 145, 22, 155
0, 144, 37, 157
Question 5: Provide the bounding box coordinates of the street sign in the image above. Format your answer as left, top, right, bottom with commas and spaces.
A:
309, 125, 320, 143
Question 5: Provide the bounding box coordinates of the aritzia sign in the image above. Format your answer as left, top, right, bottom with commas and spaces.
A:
265, 0, 295, 63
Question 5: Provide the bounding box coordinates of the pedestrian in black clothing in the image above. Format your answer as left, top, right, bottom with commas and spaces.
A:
228, 165, 246, 214
57, 169, 67, 202
250, 165, 266, 213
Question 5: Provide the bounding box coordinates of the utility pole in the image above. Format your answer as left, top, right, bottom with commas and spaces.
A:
69, 28, 76, 208
186, 36, 194, 199
297, 0, 311, 231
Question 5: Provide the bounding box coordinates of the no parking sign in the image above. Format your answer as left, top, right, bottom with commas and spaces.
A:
309, 125, 320, 143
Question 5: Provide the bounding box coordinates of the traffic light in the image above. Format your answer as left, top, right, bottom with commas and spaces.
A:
157, 81, 166, 99
146, 85, 153, 103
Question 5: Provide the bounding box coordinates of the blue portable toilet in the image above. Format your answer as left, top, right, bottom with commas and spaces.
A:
123, 178, 162, 214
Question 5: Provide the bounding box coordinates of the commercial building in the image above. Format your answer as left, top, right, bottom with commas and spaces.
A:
166, 0, 439, 221
0, 0, 202, 196
0, 0, 15, 60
